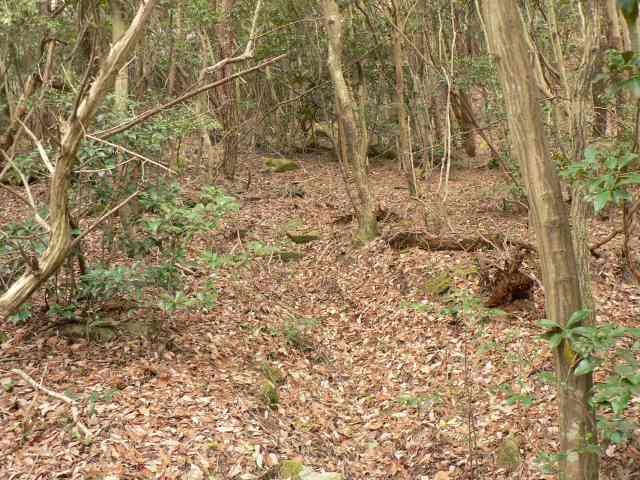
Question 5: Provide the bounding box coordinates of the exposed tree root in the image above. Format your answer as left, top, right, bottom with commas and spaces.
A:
478, 250, 535, 307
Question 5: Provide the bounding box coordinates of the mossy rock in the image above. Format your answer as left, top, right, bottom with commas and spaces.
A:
1, 377, 15, 393
274, 251, 304, 262
279, 460, 304, 479
61, 323, 117, 342
496, 434, 522, 470
253, 250, 304, 262
260, 362, 285, 385
286, 229, 321, 244
425, 272, 453, 296
453, 263, 478, 279
123, 319, 161, 338
260, 380, 279, 408
264, 157, 299, 173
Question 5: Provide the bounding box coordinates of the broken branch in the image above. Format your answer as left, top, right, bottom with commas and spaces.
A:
11, 368, 91, 439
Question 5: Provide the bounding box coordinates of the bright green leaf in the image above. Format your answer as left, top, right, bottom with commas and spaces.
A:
538, 319, 561, 330
574, 357, 598, 376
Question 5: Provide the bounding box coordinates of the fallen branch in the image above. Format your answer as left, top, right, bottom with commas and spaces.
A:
386, 231, 536, 253
11, 368, 91, 439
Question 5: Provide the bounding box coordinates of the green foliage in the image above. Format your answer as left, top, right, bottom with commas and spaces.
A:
0, 219, 48, 289
399, 300, 433, 314
87, 387, 119, 417
79, 265, 149, 301
198, 250, 248, 269
247, 240, 282, 257
439, 288, 506, 324
281, 316, 318, 352
159, 281, 218, 314
561, 144, 640, 211
618, 0, 639, 26
499, 382, 535, 408
538, 309, 640, 444
395, 393, 441, 409
24, 184, 235, 327
137, 182, 238, 258
7, 303, 32, 325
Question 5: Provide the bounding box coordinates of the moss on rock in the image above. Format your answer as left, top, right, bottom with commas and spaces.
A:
425, 272, 453, 296
286, 229, 321, 244
496, 434, 522, 470
264, 157, 299, 173
260, 381, 279, 408
279, 459, 304, 479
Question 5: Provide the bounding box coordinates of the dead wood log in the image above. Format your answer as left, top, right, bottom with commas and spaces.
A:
386, 231, 535, 253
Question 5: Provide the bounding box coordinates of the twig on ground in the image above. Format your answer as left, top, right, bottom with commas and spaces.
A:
11, 368, 91, 439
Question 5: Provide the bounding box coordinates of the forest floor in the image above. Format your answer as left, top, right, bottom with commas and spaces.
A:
1, 151, 640, 479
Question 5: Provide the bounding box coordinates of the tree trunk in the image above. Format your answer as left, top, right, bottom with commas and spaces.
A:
112, 0, 139, 240
321, 0, 378, 243
450, 90, 477, 158
390, 1, 415, 195
601, 0, 624, 137
482, 2, 598, 479
112, 2, 129, 113
167, 2, 182, 96
0, 0, 156, 320
213, 0, 240, 180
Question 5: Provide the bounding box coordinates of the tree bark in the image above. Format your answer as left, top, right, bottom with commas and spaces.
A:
0, 0, 157, 320
482, 2, 598, 479
321, 0, 378, 243
112, 0, 139, 240
389, 1, 415, 195
213, 0, 240, 180
167, 2, 182, 96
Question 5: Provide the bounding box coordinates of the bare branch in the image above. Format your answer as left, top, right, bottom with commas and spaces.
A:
0, 150, 50, 232
92, 53, 287, 140
70, 190, 140, 250
84, 134, 174, 174
17, 119, 55, 175
12, 368, 91, 439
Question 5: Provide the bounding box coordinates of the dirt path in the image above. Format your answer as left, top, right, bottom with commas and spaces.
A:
1, 154, 639, 479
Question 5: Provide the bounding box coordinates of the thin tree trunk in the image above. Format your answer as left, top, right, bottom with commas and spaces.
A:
390, 1, 415, 195
482, 2, 598, 479
603, 0, 624, 137
213, 0, 240, 180
167, 2, 182, 96
450, 89, 477, 158
112, 0, 139, 240
321, 0, 378, 243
